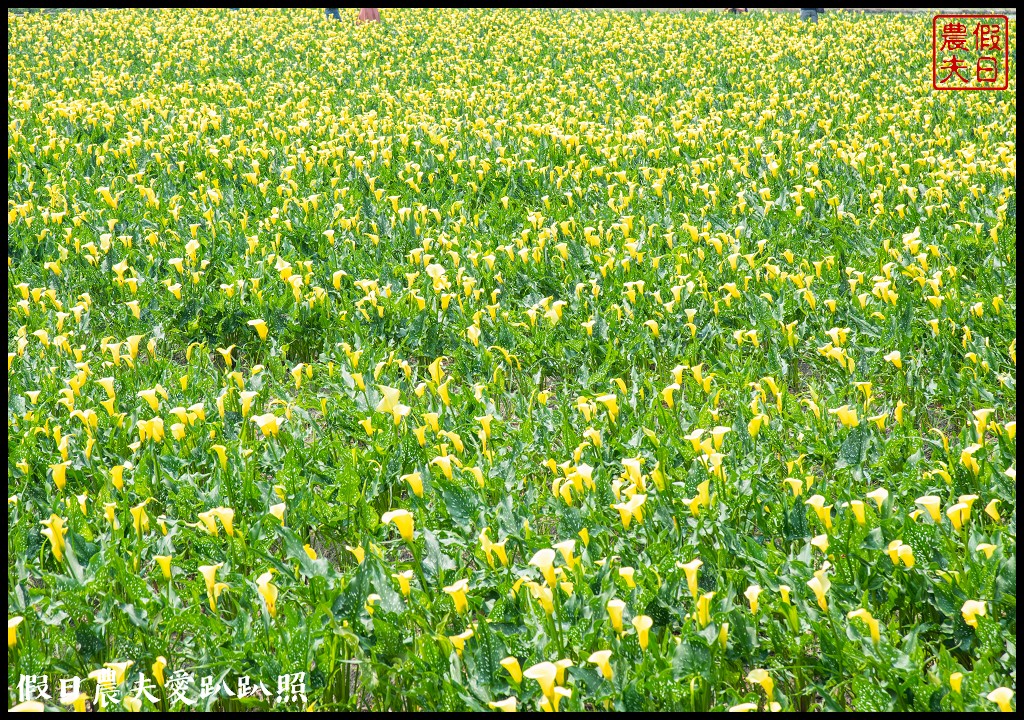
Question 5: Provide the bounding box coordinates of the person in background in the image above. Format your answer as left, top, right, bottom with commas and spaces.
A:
327, 9, 379, 23
800, 8, 823, 23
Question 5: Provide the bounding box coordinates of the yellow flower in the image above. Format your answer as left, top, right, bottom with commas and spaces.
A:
915, 495, 942, 523
805, 494, 833, 530
104, 660, 135, 685
949, 672, 962, 694
269, 502, 286, 526
347, 545, 365, 564
728, 703, 759, 712
50, 462, 69, 491
946, 503, 969, 530
848, 608, 880, 645
960, 444, 982, 475
976, 543, 997, 559
829, 405, 859, 428
210, 506, 235, 536
884, 350, 902, 369
746, 668, 775, 698
155, 555, 172, 580
529, 548, 557, 587
256, 571, 279, 617
216, 345, 236, 368
866, 487, 889, 509
9, 616, 24, 647
500, 656, 523, 684
130, 499, 151, 535
381, 509, 415, 542
198, 563, 225, 611
211, 444, 228, 470
8, 701, 45, 712
807, 570, 830, 611
402, 471, 424, 498
392, 570, 413, 597
696, 592, 714, 627
985, 499, 1001, 521
40, 514, 68, 563
748, 413, 768, 437
607, 597, 626, 633
679, 558, 703, 597
595, 393, 619, 423
588, 649, 613, 680
248, 318, 269, 340
661, 383, 679, 409
849, 500, 867, 526
618, 566, 636, 588
711, 425, 731, 450
523, 661, 558, 702
444, 578, 469, 614
152, 656, 167, 687
744, 584, 762, 614
632, 614, 653, 651
961, 599, 987, 628
488, 697, 518, 712
987, 687, 1014, 713
430, 455, 454, 479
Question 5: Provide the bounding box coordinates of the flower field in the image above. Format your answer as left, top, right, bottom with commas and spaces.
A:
6, 7, 1017, 712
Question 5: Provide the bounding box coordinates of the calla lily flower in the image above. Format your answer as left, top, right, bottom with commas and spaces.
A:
381, 509, 415, 542
444, 578, 470, 613
588, 649, 613, 680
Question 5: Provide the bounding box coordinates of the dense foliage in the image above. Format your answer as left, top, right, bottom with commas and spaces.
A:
7, 7, 1016, 712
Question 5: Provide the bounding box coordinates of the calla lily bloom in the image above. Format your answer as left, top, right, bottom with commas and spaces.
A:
946, 503, 969, 530
402, 471, 424, 497
807, 570, 830, 611
530, 548, 557, 586
848, 608, 880, 645
679, 558, 702, 597
746, 668, 775, 698
248, 318, 269, 340
198, 563, 225, 610
40, 514, 68, 563
915, 495, 942, 523
9, 617, 24, 647
618, 566, 636, 588
523, 661, 558, 702
152, 656, 167, 687
500, 656, 523, 684
866, 487, 889, 509
606, 598, 626, 633
488, 698, 517, 712
829, 405, 859, 428
744, 584, 762, 614
805, 495, 833, 529
949, 672, 962, 694
392, 570, 413, 597
961, 600, 986, 628
256, 571, 279, 617
987, 688, 1014, 713
381, 509, 415, 542
155, 555, 172, 580
595, 394, 619, 423
632, 615, 653, 650
588, 649, 613, 680
444, 578, 470, 613
696, 592, 714, 627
